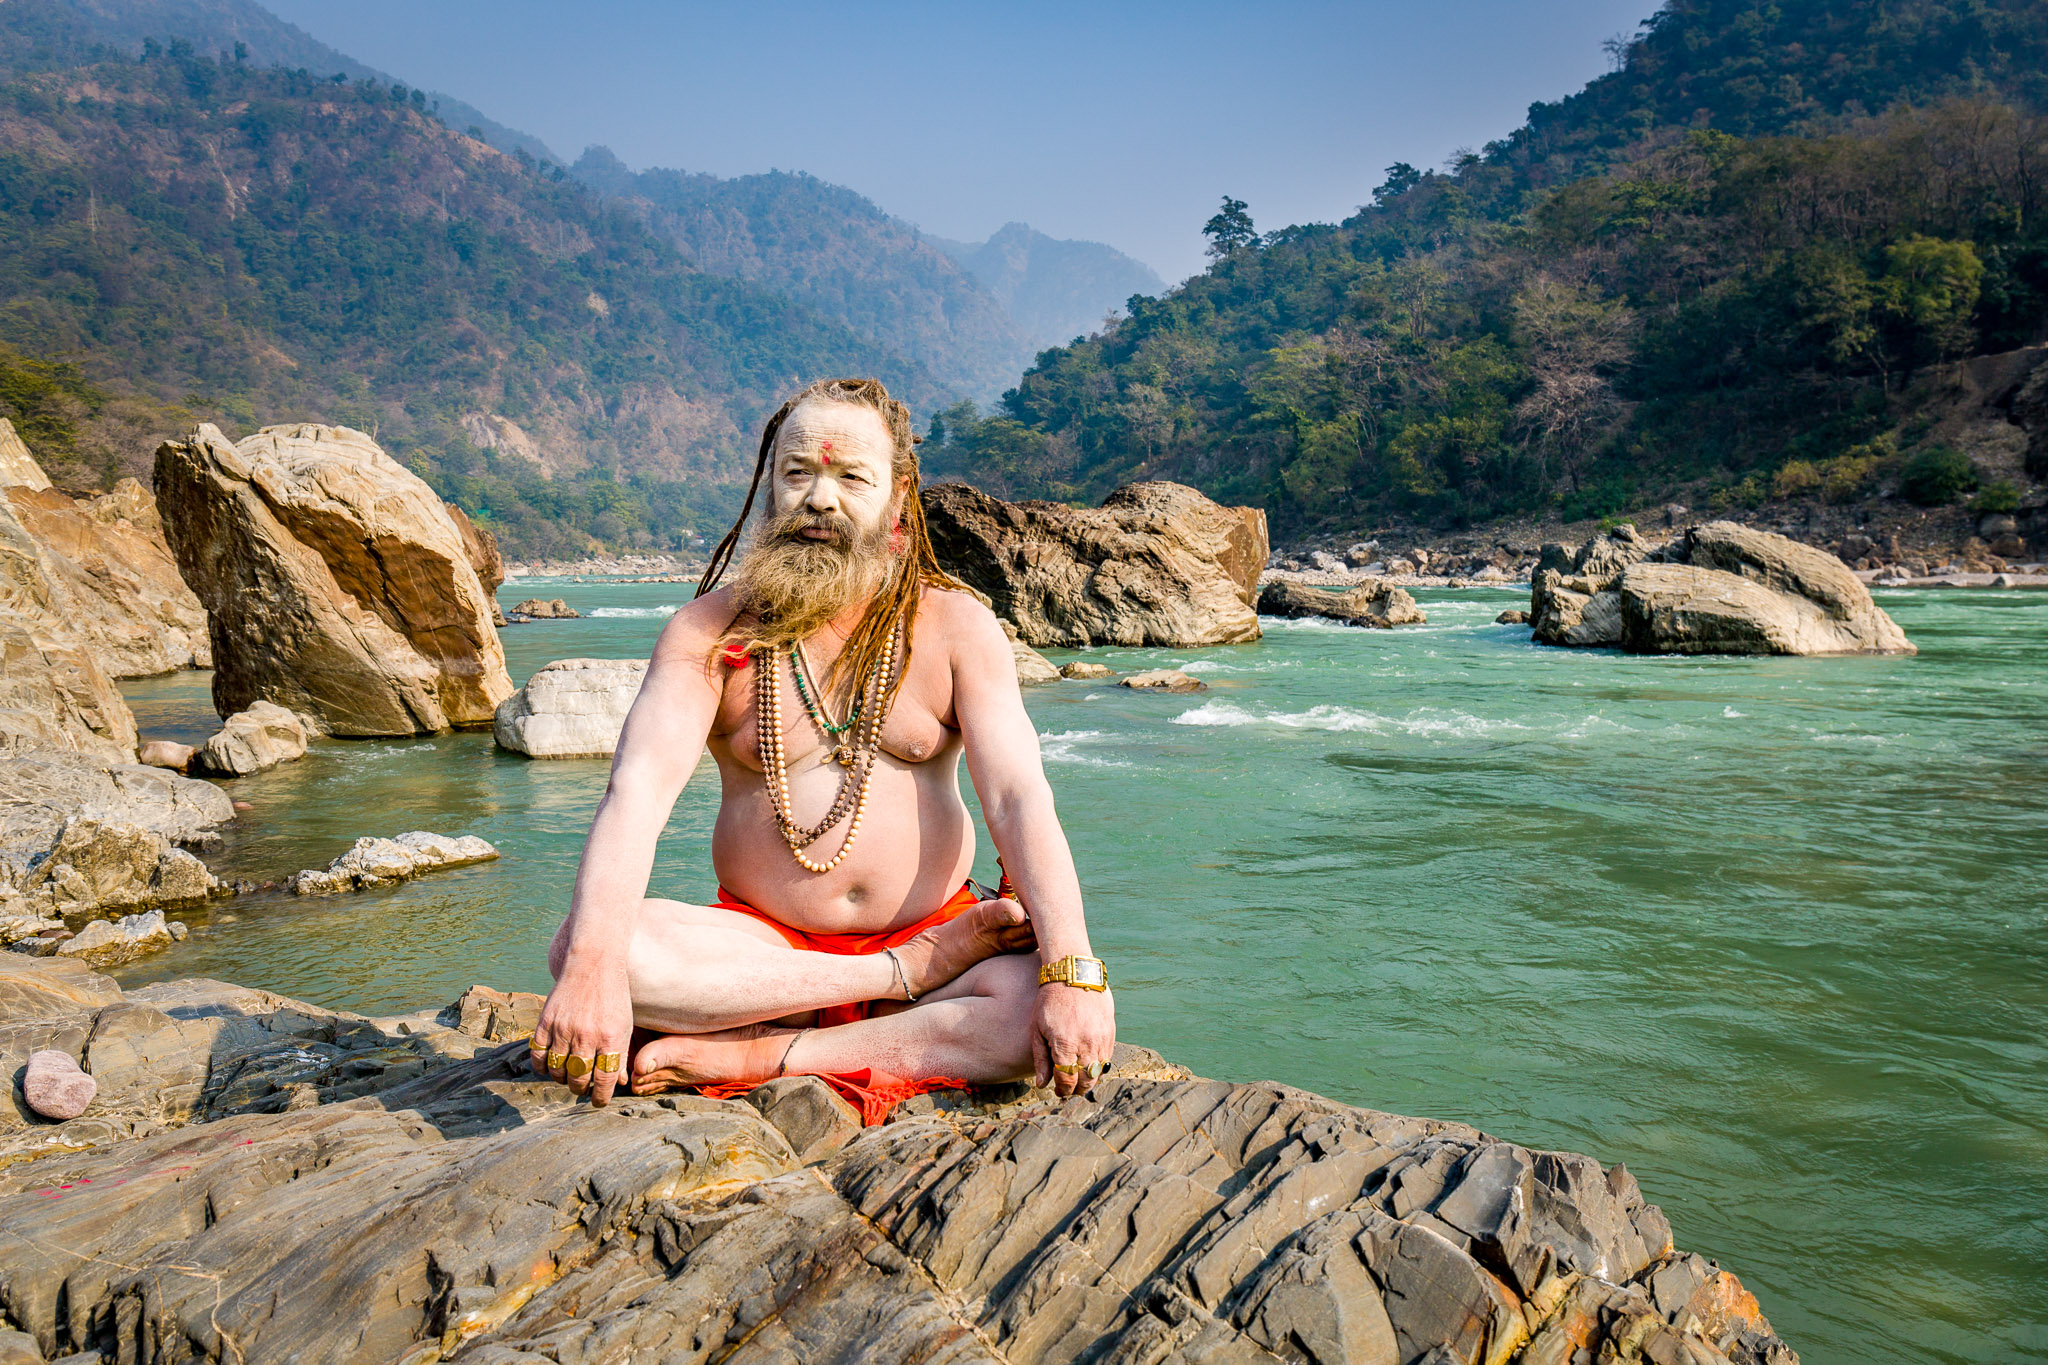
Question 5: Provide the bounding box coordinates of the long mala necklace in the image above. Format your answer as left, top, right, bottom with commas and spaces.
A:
756, 620, 901, 873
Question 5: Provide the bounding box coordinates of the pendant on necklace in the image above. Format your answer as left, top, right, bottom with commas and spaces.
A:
834, 745, 855, 767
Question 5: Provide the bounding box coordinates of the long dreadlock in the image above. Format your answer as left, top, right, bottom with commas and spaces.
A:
696, 377, 966, 714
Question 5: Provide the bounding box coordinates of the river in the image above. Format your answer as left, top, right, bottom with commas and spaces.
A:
116, 581, 2048, 1365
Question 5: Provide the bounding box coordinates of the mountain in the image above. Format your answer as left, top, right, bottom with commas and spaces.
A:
927, 0, 2048, 534
0, 32, 941, 557
927, 222, 1164, 350
0, 0, 559, 163
571, 148, 1034, 404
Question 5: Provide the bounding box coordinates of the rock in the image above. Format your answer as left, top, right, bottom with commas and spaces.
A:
1344, 540, 1381, 566
1383, 556, 1419, 575
0, 417, 52, 491
290, 831, 498, 895
0, 912, 64, 947
153, 423, 514, 736
0, 476, 210, 679
1119, 668, 1207, 693
136, 739, 194, 771
1991, 572, 2017, 588
1497, 608, 1531, 624
0, 617, 137, 762
1532, 521, 1913, 656
190, 700, 311, 778
1978, 512, 2019, 539
1663, 502, 1690, 526
453, 984, 544, 1042
1259, 579, 1427, 627
494, 658, 648, 758
509, 597, 581, 619
53, 909, 177, 968
1308, 549, 1346, 573
22, 1047, 95, 1119
923, 481, 1266, 647
444, 501, 504, 597
1001, 620, 1062, 684
0, 755, 230, 919
744, 1074, 863, 1163
1059, 661, 1114, 680
0, 957, 1799, 1365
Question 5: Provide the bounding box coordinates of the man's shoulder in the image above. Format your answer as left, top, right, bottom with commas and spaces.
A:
652, 586, 743, 662
916, 583, 1012, 672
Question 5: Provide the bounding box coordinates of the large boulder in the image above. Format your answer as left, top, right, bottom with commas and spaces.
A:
923, 481, 1267, 647
1529, 524, 1656, 647
0, 754, 231, 920
1530, 521, 1912, 656
190, 701, 311, 778
154, 423, 514, 736
0, 418, 51, 491
0, 618, 136, 763
494, 658, 648, 758
0, 957, 1801, 1365
0, 474, 210, 678
1259, 579, 1426, 627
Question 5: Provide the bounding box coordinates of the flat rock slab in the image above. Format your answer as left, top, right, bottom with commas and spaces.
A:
1120, 668, 1207, 693
290, 831, 498, 895
0, 957, 1801, 1365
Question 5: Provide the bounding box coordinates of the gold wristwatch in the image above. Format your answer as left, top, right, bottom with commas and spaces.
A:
1039, 954, 1109, 991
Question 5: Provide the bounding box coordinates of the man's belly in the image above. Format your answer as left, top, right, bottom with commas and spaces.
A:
708, 755, 975, 934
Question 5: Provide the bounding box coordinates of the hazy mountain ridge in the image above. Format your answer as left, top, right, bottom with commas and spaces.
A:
928, 222, 1164, 350
571, 147, 1035, 404
0, 0, 560, 163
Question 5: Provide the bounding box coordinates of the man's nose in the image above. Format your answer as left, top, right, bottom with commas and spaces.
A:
805, 477, 839, 513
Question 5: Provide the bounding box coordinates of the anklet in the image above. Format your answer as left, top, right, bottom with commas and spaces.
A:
776, 1027, 811, 1078
885, 947, 917, 1002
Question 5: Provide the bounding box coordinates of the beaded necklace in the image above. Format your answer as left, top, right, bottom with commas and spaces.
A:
755, 620, 901, 873
792, 640, 862, 758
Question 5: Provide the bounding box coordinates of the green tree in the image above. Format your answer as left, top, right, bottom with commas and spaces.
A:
1202, 196, 1257, 258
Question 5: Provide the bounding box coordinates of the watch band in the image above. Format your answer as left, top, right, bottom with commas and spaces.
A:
1039, 954, 1109, 991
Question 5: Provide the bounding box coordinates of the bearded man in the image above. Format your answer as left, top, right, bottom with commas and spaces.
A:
533, 377, 1116, 1110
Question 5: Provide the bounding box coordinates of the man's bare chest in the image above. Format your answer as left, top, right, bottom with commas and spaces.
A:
710, 654, 954, 771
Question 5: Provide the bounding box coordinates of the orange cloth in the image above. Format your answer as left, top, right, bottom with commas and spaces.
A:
688, 881, 984, 1122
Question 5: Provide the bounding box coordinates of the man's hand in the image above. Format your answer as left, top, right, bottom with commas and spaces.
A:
1031, 982, 1116, 1098
532, 962, 635, 1106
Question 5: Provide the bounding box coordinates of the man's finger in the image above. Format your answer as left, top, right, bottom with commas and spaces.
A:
1032, 1030, 1051, 1089
590, 1059, 621, 1108
529, 1031, 550, 1078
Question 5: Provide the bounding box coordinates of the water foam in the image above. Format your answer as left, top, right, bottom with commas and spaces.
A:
588, 605, 680, 618
1170, 701, 1534, 738
1038, 729, 1131, 767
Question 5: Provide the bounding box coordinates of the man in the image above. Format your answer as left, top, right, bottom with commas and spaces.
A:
533, 377, 1116, 1110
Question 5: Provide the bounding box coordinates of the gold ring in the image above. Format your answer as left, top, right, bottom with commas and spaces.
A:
595, 1052, 623, 1073
1053, 1061, 1083, 1075
546, 1049, 566, 1070
528, 1040, 547, 1056
1090, 1061, 1109, 1078
564, 1055, 592, 1080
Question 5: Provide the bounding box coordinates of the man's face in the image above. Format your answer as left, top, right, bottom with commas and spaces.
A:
769, 401, 901, 541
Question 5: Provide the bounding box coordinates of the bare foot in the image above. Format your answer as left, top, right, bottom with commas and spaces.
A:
892, 898, 1035, 998
629, 1022, 799, 1094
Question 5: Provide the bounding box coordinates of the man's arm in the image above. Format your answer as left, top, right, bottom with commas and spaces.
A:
535, 594, 729, 1105
949, 595, 1115, 1095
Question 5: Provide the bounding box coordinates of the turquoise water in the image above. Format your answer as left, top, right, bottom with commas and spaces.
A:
116, 582, 2048, 1365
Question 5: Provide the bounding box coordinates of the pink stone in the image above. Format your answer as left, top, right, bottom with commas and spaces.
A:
23, 1049, 96, 1121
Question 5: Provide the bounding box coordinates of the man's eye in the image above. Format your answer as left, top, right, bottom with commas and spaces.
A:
846, 473, 868, 485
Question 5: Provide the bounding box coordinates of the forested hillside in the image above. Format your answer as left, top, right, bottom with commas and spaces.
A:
929, 0, 2048, 536
0, 30, 942, 556
571, 148, 1035, 403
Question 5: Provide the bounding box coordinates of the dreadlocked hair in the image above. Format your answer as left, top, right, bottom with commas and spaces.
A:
696, 377, 967, 713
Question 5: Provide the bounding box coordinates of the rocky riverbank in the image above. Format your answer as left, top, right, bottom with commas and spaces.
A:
0, 953, 1798, 1365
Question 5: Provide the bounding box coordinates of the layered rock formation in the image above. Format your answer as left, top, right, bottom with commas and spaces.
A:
1532, 522, 1914, 655
0, 619, 135, 763
0, 417, 51, 491
288, 831, 499, 895
1259, 579, 1427, 628
0, 753, 229, 923
924, 481, 1267, 647
154, 423, 514, 735
0, 477, 209, 678
0, 956, 1799, 1365
190, 701, 311, 778
494, 659, 648, 758
446, 501, 508, 627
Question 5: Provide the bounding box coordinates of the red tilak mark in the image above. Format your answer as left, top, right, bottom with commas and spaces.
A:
821, 452, 832, 465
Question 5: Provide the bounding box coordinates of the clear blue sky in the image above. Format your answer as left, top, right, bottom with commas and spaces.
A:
261, 0, 1660, 283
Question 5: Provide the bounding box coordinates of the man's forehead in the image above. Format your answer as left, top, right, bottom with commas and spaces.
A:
775, 402, 893, 468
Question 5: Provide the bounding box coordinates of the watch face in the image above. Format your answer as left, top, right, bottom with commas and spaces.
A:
1074, 959, 1105, 986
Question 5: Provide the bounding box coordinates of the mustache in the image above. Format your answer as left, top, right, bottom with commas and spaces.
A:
765, 507, 857, 548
